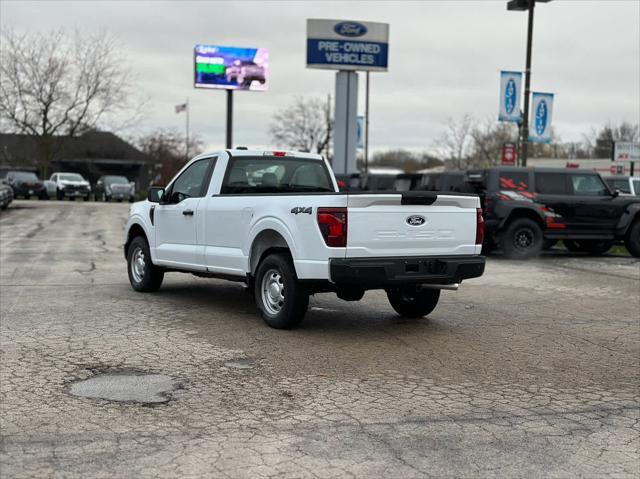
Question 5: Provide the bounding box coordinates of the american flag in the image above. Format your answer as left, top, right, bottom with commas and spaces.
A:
175, 103, 187, 114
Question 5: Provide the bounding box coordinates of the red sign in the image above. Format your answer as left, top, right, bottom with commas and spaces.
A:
501, 143, 517, 166
566, 162, 579, 169
610, 164, 617, 174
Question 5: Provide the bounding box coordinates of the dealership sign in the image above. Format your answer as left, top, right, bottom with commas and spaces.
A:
498, 71, 522, 122
501, 143, 517, 166
194, 45, 269, 91
306, 19, 389, 71
528, 92, 554, 144
613, 142, 640, 163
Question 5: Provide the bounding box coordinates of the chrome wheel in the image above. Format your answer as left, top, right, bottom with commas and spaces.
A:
261, 268, 285, 315
131, 247, 146, 283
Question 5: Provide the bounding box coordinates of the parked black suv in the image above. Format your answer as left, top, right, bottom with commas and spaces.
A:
465, 167, 640, 259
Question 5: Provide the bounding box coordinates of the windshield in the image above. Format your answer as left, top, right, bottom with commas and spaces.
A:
13, 172, 39, 181
104, 176, 129, 185
59, 174, 84, 182
221, 157, 334, 194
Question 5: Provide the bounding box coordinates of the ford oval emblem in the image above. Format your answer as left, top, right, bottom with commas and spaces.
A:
535, 99, 548, 135
406, 215, 426, 226
334, 21, 368, 37
504, 78, 516, 115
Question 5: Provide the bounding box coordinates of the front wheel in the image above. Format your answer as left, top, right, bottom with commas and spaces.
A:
500, 218, 543, 259
254, 253, 308, 329
386, 287, 440, 318
56, 189, 64, 200
127, 236, 164, 292
625, 221, 640, 258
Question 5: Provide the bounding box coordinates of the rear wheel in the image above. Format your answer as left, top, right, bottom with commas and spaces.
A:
625, 221, 640, 258
500, 218, 543, 259
254, 253, 308, 329
386, 287, 440, 318
127, 236, 164, 292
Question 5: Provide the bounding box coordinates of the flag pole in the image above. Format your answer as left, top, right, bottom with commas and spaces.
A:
185, 97, 190, 160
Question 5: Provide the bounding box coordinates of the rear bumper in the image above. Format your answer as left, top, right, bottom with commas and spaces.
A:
329, 255, 485, 288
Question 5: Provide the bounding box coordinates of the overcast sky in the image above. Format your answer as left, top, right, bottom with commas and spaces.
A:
2, 0, 639, 152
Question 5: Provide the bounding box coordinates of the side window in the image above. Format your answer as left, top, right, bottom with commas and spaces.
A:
498, 171, 529, 191
166, 158, 212, 204
569, 174, 608, 196
535, 173, 567, 194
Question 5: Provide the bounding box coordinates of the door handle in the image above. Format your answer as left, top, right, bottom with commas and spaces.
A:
182, 209, 194, 216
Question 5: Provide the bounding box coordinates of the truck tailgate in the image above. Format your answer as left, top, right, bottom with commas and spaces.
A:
346, 192, 480, 257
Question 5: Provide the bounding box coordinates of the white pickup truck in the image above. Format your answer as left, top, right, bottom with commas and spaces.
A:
124, 149, 485, 328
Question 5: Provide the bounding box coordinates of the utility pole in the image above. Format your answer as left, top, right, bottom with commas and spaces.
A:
185, 97, 190, 160
508, 0, 552, 167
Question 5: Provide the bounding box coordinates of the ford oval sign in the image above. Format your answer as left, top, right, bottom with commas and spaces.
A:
535, 99, 548, 135
406, 215, 426, 227
504, 78, 516, 115
334, 21, 368, 37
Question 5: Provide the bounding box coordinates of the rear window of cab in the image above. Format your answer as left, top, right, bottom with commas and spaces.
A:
221, 156, 334, 194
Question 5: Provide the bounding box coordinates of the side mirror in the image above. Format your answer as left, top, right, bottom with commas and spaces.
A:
148, 186, 165, 203
612, 188, 620, 198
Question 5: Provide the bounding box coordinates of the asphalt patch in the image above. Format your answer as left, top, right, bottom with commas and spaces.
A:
68, 372, 179, 404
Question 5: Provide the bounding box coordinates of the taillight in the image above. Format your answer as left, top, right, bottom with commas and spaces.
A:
476, 208, 485, 245
317, 207, 347, 247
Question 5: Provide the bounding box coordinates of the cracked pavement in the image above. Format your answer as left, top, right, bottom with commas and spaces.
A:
1, 200, 639, 478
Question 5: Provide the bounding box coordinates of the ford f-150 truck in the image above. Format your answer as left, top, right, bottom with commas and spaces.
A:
124, 149, 485, 328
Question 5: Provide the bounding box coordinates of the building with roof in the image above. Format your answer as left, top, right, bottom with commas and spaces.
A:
0, 131, 154, 190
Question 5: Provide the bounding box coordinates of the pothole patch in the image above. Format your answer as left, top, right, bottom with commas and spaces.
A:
224, 357, 256, 370
68, 372, 180, 404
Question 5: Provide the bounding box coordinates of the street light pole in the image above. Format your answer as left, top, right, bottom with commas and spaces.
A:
521, 0, 535, 167
508, 0, 552, 167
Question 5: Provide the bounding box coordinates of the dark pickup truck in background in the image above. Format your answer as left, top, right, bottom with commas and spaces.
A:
464, 167, 640, 259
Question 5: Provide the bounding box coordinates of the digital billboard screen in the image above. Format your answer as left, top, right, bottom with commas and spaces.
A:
194, 45, 269, 91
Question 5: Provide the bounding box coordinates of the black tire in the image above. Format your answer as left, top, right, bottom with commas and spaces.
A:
56, 189, 64, 201
500, 217, 543, 259
543, 239, 558, 250
127, 236, 164, 292
254, 253, 309, 329
625, 221, 640, 258
481, 237, 496, 255
84, 194, 90, 201
129, 196, 135, 203
386, 287, 440, 318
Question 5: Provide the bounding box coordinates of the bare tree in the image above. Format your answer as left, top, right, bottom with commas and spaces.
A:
269, 96, 332, 154
434, 114, 474, 170
469, 119, 517, 167
583, 122, 640, 158
137, 129, 203, 185
0, 28, 140, 175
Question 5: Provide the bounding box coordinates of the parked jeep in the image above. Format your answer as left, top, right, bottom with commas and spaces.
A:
466, 167, 640, 259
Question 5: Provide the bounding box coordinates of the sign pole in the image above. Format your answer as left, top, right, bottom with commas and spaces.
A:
226, 90, 233, 149
521, 0, 535, 167
365, 71, 370, 173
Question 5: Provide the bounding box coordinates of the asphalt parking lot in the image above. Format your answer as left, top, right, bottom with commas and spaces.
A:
1, 200, 639, 478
